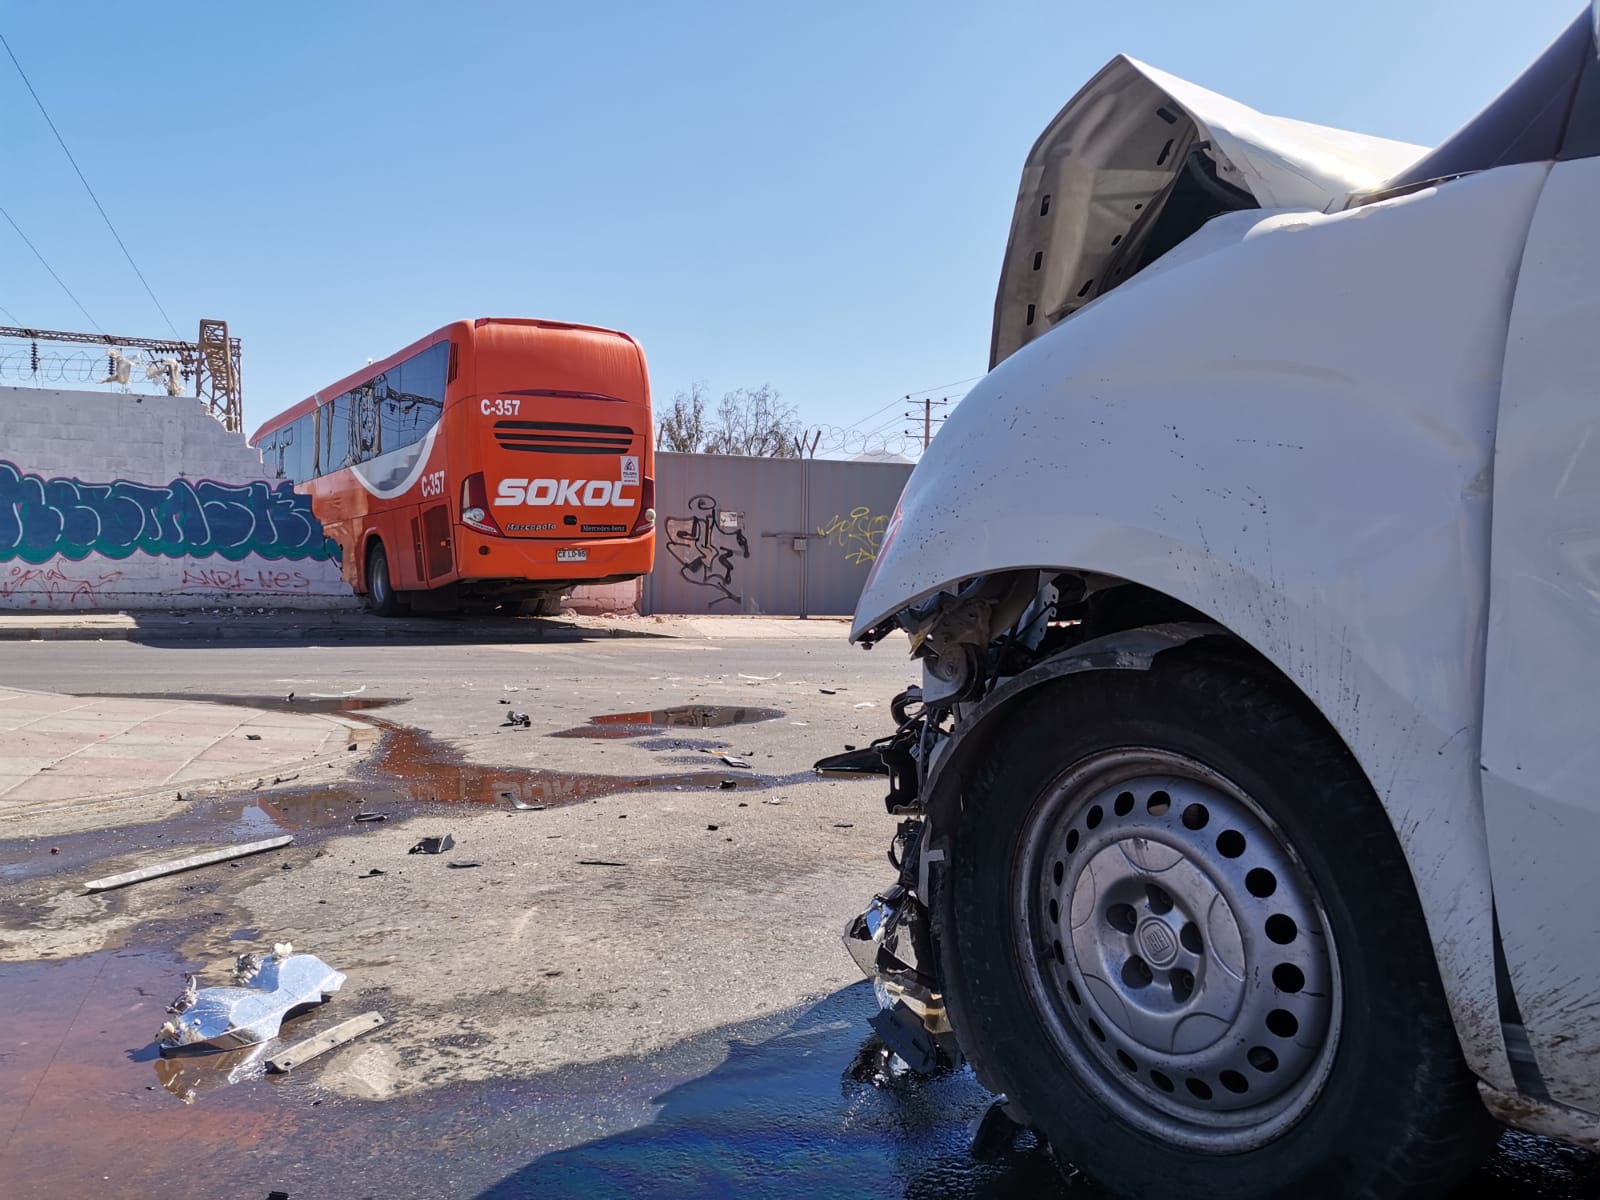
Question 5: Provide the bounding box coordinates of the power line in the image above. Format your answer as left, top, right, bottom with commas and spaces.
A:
0, 301, 20, 325
905, 374, 982, 398
0, 203, 102, 332
1, 32, 179, 337
841, 395, 903, 432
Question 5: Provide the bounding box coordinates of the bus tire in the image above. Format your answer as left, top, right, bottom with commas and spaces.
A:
365, 542, 401, 618
517, 592, 563, 618
936, 654, 1498, 1199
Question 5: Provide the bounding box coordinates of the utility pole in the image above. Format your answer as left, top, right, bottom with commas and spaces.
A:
904, 395, 950, 451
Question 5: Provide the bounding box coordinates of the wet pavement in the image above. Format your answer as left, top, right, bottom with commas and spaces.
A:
3, 951, 1597, 1200
3, 642, 1598, 1198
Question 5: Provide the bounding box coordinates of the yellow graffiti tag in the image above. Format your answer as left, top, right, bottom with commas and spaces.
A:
816, 506, 889, 564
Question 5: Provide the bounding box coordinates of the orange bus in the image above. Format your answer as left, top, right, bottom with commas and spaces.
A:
249, 318, 656, 616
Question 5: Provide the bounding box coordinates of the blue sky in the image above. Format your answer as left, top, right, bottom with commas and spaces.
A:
0, 1, 1586, 443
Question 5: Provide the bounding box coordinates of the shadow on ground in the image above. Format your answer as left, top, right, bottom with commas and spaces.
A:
474, 981, 1083, 1200
115, 610, 673, 648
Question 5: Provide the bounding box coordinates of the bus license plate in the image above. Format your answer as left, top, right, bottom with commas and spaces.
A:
556, 548, 588, 563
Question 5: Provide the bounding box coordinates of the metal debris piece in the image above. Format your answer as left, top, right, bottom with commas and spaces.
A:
578, 859, 625, 867
834, 822, 855, 829
84, 836, 294, 892
446, 860, 481, 869
156, 948, 346, 1054
504, 793, 548, 811
265, 1011, 385, 1074
245, 733, 262, 741
353, 812, 387, 823
408, 834, 455, 855
814, 745, 889, 776
503, 711, 532, 728
167, 974, 199, 1015
720, 755, 751, 769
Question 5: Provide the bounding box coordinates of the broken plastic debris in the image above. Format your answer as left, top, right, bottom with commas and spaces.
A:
408, 834, 455, 855
83, 836, 294, 892
354, 812, 388, 823
156, 947, 345, 1054
720, 755, 751, 769
503, 711, 532, 728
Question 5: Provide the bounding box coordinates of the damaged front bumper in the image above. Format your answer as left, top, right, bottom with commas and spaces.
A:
838, 695, 961, 1074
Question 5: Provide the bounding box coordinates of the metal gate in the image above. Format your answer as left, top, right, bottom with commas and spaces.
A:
644, 452, 912, 616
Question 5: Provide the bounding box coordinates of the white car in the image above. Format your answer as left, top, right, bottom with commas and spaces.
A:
845, 7, 1600, 1197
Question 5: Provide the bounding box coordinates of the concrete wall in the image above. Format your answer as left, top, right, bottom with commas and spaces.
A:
0, 387, 353, 610
643, 452, 912, 616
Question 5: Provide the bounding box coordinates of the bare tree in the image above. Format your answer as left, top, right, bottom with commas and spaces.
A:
657, 382, 711, 452
658, 382, 800, 457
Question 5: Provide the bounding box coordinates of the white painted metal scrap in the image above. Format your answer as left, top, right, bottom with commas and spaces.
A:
266, 1011, 386, 1073
83, 835, 294, 892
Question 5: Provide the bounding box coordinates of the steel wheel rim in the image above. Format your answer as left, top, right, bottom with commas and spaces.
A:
1012, 747, 1342, 1152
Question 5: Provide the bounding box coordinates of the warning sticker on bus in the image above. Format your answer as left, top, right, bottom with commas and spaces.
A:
620, 456, 640, 487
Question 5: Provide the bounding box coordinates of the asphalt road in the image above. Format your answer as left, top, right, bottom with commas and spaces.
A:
1, 627, 1596, 1199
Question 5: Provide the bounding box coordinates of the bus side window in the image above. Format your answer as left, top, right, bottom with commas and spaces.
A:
325, 392, 351, 471
397, 343, 448, 444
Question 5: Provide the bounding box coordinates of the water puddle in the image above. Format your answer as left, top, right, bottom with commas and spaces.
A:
0, 711, 763, 886
548, 704, 784, 739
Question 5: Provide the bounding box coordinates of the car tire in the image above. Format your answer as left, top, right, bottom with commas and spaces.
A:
935, 649, 1498, 1199
365, 542, 400, 618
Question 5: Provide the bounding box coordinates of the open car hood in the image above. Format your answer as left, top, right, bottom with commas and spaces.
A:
991, 57, 1427, 367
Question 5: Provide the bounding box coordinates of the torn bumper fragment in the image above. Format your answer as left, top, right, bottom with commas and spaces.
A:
158, 945, 346, 1054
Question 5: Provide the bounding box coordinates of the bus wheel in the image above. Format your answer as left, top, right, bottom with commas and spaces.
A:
365, 542, 400, 618
517, 592, 563, 618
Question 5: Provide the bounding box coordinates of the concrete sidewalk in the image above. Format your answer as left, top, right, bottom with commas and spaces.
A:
0, 686, 372, 819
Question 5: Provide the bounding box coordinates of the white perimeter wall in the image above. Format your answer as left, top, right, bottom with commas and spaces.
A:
0, 387, 354, 611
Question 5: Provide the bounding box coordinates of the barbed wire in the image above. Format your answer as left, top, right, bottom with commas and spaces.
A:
0, 341, 192, 391
797, 425, 919, 459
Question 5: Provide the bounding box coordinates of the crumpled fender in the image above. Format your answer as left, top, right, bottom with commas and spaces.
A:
858, 160, 1556, 1090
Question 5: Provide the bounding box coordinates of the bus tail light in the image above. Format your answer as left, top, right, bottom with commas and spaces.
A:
630, 476, 657, 537
461, 473, 502, 536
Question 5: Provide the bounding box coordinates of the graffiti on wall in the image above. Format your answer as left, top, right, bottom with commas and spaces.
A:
0, 564, 126, 607
816, 506, 889, 565
663, 494, 749, 607
0, 462, 339, 564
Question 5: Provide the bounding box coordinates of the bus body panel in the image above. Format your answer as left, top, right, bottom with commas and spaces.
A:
249, 318, 655, 604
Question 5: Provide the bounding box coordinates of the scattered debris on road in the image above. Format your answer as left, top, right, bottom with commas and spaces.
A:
503, 711, 532, 728
359, 868, 386, 878
833, 822, 854, 829
720, 754, 751, 769
354, 812, 388, 823
158, 945, 345, 1054
245, 733, 262, 741
408, 834, 455, 855
707, 824, 720, 831
83, 835, 295, 892
272, 773, 300, 785
578, 859, 625, 867
820, 688, 837, 695
266, 1011, 385, 1074
446, 860, 481, 869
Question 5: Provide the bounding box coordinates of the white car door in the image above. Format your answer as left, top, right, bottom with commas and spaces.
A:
1482, 48, 1600, 1114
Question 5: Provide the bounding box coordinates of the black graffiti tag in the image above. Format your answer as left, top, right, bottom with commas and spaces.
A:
662, 494, 748, 606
